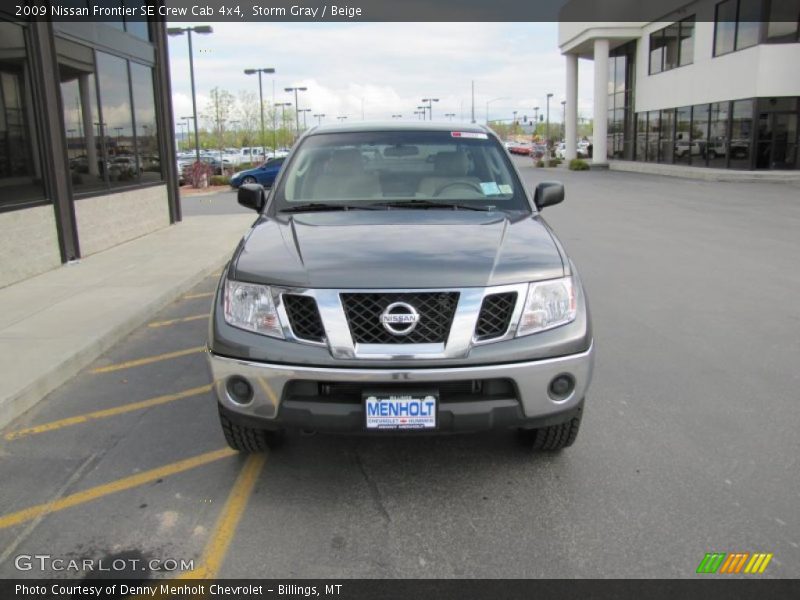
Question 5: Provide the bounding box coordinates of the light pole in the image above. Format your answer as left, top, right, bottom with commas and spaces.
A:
561, 100, 566, 140
285, 86, 307, 135
421, 98, 439, 120
244, 67, 276, 154
167, 25, 213, 164
391, 114, 403, 119
177, 122, 186, 148
414, 110, 425, 120
485, 97, 507, 125
546, 92, 554, 147
444, 113, 456, 121
337, 115, 348, 122
313, 113, 326, 125
275, 102, 291, 148
299, 108, 311, 130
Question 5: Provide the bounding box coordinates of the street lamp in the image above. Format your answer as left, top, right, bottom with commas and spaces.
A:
421, 98, 439, 120
299, 108, 312, 129
485, 97, 507, 124
546, 92, 554, 147
337, 115, 348, 122
244, 67, 276, 154
444, 113, 456, 120
391, 114, 403, 119
274, 102, 292, 148
285, 86, 308, 135
414, 110, 425, 120
313, 113, 326, 125
167, 25, 213, 164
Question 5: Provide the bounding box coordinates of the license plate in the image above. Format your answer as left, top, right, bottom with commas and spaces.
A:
364, 391, 437, 430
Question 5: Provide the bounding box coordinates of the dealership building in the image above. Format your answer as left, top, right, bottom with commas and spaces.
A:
559, 0, 800, 170
0, 11, 179, 289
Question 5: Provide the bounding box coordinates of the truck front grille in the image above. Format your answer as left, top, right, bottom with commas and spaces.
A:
474, 292, 517, 341
283, 294, 325, 342
340, 292, 459, 344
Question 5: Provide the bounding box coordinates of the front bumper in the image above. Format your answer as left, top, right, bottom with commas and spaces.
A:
207, 343, 594, 433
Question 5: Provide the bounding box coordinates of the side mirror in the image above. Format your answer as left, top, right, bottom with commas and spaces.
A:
238, 183, 265, 212
533, 181, 565, 210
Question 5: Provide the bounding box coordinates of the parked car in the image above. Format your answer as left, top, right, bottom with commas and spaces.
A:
229, 157, 285, 188
207, 122, 594, 452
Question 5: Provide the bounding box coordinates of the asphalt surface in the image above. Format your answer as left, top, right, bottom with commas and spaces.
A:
1, 161, 798, 579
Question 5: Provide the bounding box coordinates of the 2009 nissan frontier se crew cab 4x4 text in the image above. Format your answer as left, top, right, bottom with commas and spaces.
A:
207, 122, 594, 453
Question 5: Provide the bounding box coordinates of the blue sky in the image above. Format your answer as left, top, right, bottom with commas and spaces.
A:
167, 22, 595, 127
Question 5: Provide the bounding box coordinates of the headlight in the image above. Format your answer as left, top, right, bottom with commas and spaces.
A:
232, 171, 242, 179
516, 277, 577, 336
223, 280, 284, 338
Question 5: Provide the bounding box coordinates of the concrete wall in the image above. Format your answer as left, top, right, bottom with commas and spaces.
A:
74, 184, 170, 257
0, 205, 62, 289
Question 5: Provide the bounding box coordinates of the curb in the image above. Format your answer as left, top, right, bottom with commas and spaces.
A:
0, 256, 228, 431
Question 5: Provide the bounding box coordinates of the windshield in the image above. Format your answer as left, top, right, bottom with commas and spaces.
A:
271, 131, 530, 212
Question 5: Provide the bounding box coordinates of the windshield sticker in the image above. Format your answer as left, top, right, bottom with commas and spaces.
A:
451, 131, 488, 139
480, 182, 501, 196
498, 184, 513, 194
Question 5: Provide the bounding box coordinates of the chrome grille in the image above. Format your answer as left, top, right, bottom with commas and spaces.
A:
283, 294, 325, 342
475, 292, 517, 341
340, 292, 459, 344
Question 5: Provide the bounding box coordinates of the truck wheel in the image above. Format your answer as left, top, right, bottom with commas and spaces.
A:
218, 406, 284, 452
519, 408, 582, 451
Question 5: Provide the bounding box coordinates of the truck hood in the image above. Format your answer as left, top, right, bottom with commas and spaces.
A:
232, 210, 564, 288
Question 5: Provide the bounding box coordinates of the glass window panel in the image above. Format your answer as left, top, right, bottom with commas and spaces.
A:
130, 62, 161, 182
607, 56, 616, 95
659, 109, 674, 164
649, 31, 664, 74
715, 0, 737, 55
647, 109, 660, 162
123, 1, 149, 40
614, 54, 626, 93
636, 112, 647, 161
692, 104, 710, 166
95, 0, 125, 30
0, 22, 44, 207
675, 106, 692, 164
664, 23, 680, 71
679, 17, 695, 65
730, 99, 753, 169
757, 97, 798, 112
767, 0, 800, 41
708, 102, 730, 168
736, 0, 763, 49
96, 52, 136, 187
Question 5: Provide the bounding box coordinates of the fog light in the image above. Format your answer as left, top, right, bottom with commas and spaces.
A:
548, 374, 575, 401
226, 376, 254, 405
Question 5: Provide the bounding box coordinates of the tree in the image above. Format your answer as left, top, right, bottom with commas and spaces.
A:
236, 90, 260, 147
202, 87, 236, 150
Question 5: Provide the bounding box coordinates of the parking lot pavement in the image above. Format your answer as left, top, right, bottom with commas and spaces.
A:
1, 166, 799, 579
181, 188, 252, 216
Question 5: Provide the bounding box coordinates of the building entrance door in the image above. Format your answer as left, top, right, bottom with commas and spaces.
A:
756, 111, 797, 169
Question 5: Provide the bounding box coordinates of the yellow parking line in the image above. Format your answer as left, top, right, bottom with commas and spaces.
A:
148, 314, 209, 329
182, 292, 214, 300
3, 384, 212, 441
183, 453, 267, 579
90, 346, 205, 374
0, 448, 237, 530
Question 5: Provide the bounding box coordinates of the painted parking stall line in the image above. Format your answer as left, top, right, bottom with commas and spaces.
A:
90, 346, 206, 374
148, 314, 209, 329
3, 384, 212, 441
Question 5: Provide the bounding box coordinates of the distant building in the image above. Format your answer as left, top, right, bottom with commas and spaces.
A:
559, 0, 799, 170
0, 12, 179, 288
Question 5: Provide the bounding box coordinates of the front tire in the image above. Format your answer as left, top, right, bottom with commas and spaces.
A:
242, 176, 257, 184
219, 406, 284, 453
519, 406, 582, 451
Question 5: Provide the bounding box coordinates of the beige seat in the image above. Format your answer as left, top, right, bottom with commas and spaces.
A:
308, 149, 381, 200
417, 151, 481, 198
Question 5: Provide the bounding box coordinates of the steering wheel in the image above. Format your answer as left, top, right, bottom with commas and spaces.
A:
433, 181, 484, 197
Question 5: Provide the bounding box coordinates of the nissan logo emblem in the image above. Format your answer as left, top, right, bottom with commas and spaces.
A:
380, 302, 420, 336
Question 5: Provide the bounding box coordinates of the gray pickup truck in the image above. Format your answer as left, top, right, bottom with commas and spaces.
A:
207, 122, 594, 452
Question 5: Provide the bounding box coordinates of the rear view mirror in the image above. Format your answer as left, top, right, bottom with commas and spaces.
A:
533, 181, 565, 210
383, 145, 419, 157
238, 183, 266, 212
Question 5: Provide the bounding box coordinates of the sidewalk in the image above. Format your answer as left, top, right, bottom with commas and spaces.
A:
0, 214, 254, 429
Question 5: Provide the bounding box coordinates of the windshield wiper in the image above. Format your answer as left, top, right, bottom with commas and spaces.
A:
279, 202, 379, 213
371, 199, 494, 212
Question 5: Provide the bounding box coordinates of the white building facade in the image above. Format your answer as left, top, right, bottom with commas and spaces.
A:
559, 0, 800, 170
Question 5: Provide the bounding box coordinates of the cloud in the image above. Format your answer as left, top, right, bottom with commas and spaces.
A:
167, 22, 596, 126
